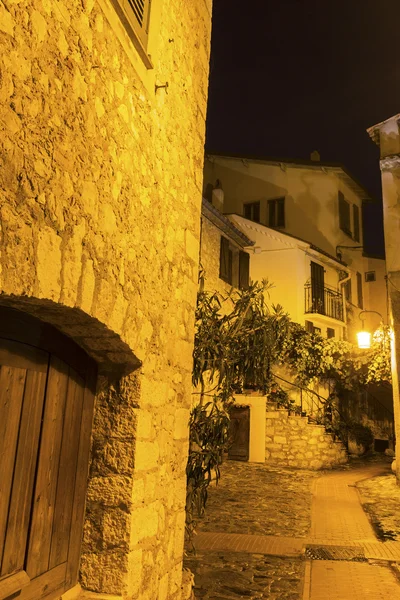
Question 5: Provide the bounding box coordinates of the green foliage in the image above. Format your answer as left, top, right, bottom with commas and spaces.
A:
346, 420, 374, 449
187, 277, 392, 538
187, 281, 291, 538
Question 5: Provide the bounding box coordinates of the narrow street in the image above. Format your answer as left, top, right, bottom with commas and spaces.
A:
184, 459, 400, 600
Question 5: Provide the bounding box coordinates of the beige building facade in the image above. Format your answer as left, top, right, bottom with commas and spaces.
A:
204, 154, 388, 341
0, 1, 211, 599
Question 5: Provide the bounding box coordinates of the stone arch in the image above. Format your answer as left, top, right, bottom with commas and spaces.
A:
0, 294, 141, 379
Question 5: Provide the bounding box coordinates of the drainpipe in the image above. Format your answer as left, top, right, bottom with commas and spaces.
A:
338, 273, 351, 337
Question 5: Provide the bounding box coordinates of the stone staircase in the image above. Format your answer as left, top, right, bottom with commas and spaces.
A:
265, 405, 348, 469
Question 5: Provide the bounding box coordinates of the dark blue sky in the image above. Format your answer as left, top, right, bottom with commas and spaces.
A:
205, 0, 400, 256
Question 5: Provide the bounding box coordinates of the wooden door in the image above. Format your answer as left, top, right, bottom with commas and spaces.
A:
228, 406, 250, 461
0, 310, 96, 600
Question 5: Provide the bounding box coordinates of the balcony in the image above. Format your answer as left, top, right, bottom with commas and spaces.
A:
304, 283, 344, 322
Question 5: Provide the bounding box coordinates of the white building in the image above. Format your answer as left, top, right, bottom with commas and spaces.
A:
204, 153, 388, 340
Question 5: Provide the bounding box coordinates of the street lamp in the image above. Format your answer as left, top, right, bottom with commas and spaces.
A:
356, 310, 384, 349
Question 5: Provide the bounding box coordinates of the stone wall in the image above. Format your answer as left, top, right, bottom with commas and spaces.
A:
0, 0, 212, 599
265, 408, 348, 469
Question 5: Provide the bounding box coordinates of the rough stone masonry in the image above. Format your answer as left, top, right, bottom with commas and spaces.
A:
0, 0, 212, 598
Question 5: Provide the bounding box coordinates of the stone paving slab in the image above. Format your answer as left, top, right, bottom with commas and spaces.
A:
194, 532, 304, 556
194, 531, 400, 563
305, 560, 400, 600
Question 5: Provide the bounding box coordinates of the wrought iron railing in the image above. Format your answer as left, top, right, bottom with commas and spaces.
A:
304, 283, 344, 321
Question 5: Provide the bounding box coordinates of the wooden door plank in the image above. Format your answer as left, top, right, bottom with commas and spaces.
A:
18, 563, 66, 600
0, 570, 30, 599
49, 374, 84, 569
26, 356, 69, 579
0, 338, 48, 373
0, 366, 27, 560
65, 363, 97, 589
1, 370, 47, 577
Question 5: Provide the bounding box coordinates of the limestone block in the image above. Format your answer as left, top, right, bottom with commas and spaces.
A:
130, 503, 159, 543
36, 227, 62, 300
309, 459, 324, 470
80, 551, 128, 595
158, 573, 169, 600
265, 426, 275, 436
134, 441, 160, 471
31, 10, 47, 42
86, 475, 132, 507
307, 438, 318, 446
136, 410, 153, 439
265, 443, 283, 451
0, 4, 14, 36
265, 411, 280, 419
173, 408, 190, 440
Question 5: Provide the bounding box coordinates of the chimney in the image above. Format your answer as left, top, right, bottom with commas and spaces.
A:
310, 150, 320, 162
211, 179, 224, 212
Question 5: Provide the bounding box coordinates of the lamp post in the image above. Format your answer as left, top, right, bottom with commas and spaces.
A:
356, 310, 384, 349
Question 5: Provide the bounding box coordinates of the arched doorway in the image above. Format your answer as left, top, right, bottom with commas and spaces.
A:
0, 308, 97, 600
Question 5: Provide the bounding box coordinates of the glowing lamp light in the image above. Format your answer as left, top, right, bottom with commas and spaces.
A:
357, 330, 371, 349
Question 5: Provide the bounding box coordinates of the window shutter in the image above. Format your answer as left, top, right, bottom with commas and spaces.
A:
219, 237, 232, 284
353, 204, 360, 242
253, 202, 260, 223
357, 272, 363, 308
345, 279, 352, 302
239, 251, 250, 290
327, 327, 335, 339
339, 192, 351, 235
117, 0, 151, 48
277, 198, 285, 226
244, 204, 252, 219
268, 200, 276, 227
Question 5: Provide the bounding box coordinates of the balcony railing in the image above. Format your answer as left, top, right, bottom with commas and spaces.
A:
304, 283, 344, 321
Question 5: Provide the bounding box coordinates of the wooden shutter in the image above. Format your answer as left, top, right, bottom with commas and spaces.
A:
268, 200, 276, 227
277, 198, 285, 226
353, 204, 360, 242
357, 271, 363, 308
244, 204, 252, 219
327, 327, 335, 339
339, 192, 351, 235
239, 251, 250, 290
345, 278, 352, 302
125, 0, 151, 46
219, 236, 232, 284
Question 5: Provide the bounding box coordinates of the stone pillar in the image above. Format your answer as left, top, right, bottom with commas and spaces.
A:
368, 114, 400, 480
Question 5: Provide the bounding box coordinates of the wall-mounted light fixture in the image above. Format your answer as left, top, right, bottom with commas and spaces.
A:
357, 309, 383, 349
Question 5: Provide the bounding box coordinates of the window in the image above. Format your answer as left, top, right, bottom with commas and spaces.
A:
365, 271, 376, 282
239, 251, 250, 290
345, 278, 352, 302
311, 261, 325, 314
305, 320, 314, 333
353, 204, 360, 242
268, 197, 285, 227
219, 236, 232, 284
112, 0, 152, 59
243, 202, 260, 223
327, 327, 335, 339
357, 272, 363, 308
338, 192, 351, 236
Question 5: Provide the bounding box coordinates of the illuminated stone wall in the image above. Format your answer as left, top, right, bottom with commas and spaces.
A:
265, 408, 348, 469
0, 0, 211, 598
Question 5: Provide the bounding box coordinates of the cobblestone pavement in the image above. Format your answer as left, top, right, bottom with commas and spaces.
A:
184, 456, 400, 600
185, 460, 317, 599
357, 467, 400, 542
184, 551, 303, 600
194, 460, 319, 537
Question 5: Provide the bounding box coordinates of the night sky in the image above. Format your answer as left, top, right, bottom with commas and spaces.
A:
205, 0, 400, 256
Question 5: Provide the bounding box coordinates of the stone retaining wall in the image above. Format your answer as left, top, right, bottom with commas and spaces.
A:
265, 408, 348, 469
